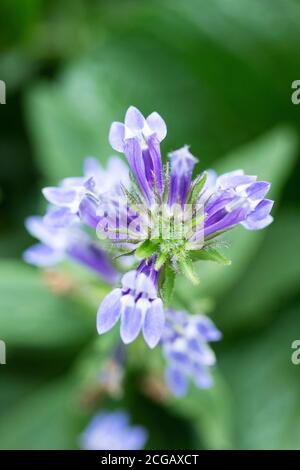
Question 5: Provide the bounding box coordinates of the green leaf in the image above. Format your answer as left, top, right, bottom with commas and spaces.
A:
0, 377, 77, 449
155, 251, 168, 271
190, 247, 231, 265
0, 260, 95, 351
178, 256, 199, 285
159, 264, 175, 307
221, 306, 300, 449
135, 240, 159, 260
187, 172, 207, 204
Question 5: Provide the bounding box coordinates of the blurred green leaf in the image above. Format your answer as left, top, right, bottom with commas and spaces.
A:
72, 330, 120, 403
167, 371, 233, 449
0, 260, 95, 351
0, 370, 42, 419
217, 208, 300, 333
221, 306, 300, 449
176, 126, 298, 306
0, 0, 42, 49
0, 377, 76, 449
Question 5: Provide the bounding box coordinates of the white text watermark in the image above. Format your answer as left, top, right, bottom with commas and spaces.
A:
291, 80, 300, 105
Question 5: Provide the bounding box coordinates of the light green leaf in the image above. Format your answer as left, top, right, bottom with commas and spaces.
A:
190, 247, 231, 265
155, 251, 168, 271
178, 256, 199, 285
187, 172, 207, 204
135, 240, 159, 260
0, 377, 77, 449
221, 306, 300, 449
159, 264, 175, 307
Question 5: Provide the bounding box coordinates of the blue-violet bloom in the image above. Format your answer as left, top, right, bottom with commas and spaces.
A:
80, 410, 147, 450
162, 309, 221, 396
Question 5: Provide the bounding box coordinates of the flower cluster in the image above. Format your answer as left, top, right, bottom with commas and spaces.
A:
96, 106, 273, 348
162, 309, 221, 396
24, 105, 273, 402
23, 156, 130, 284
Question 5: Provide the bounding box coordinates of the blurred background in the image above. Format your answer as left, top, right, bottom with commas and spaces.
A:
0, 0, 300, 450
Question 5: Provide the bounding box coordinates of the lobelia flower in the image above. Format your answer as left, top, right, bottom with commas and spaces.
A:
42, 156, 129, 228
109, 106, 166, 204
162, 309, 221, 397
23, 215, 118, 284
24, 104, 274, 373
97, 257, 164, 348
80, 410, 147, 450
202, 170, 273, 239
106, 109, 272, 266
95, 105, 273, 348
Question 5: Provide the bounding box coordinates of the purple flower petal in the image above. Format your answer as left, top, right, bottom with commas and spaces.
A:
97, 288, 122, 334
147, 135, 164, 197
168, 146, 197, 206
196, 315, 222, 342
121, 270, 137, 291
204, 206, 248, 237
81, 410, 147, 451
23, 243, 64, 266
68, 241, 118, 284
190, 341, 216, 366
217, 170, 256, 189
42, 187, 78, 207
61, 176, 86, 187
136, 273, 157, 299
146, 111, 167, 142
25, 216, 61, 247
165, 366, 188, 397
251, 199, 274, 220
242, 214, 273, 230
83, 156, 103, 179
125, 106, 145, 131
143, 298, 165, 348
109, 122, 125, 152
79, 197, 100, 229
120, 295, 142, 344
246, 181, 271, 200
193, 364, 213, 389
124, 138, 153, 204
44, 207, 77, 228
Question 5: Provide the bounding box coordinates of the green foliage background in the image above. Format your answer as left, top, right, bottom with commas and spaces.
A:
0, 0, 300, 449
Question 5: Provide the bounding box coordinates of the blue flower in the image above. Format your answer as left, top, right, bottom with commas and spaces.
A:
23, 215, 118, 284
80, 410, 147, 450
97, 258, 164, 348
109, 106, 166, 204
42, 156, 129, 227
162, 309, 221, 396
203, 169, 273, 238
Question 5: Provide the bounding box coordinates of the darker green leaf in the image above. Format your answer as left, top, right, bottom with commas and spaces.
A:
190, 247, 231, 265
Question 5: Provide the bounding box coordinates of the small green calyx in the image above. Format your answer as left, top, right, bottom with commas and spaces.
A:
135, 240, 159, 260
